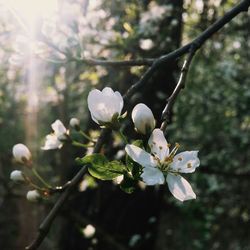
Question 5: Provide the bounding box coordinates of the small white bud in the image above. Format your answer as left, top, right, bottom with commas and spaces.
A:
82, 224, 96, 238
26, 190, 40, 202
12, 144, 32, 164
132, 103, 155, 134
10, 170, 25, 182
70, 118, 80, 130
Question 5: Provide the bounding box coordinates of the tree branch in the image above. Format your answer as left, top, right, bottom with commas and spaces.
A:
124, 0, 250, 102
25, 1, 250, 249
160, 48, 196, 131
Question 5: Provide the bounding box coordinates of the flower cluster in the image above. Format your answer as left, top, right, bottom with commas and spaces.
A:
86, 87, 200, 202
11, 87, 200, 203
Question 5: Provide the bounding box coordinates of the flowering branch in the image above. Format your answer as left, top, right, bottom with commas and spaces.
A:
124, 0, 250, 103
24, 1, 250, 249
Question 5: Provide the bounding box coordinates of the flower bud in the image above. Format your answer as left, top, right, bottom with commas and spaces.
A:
26, 190, 40, 202
132, 103, 155, 134
12, 144, 32, 164
70, 118, 80, 130
82, 224, 96, 238
10, 170, 25, 182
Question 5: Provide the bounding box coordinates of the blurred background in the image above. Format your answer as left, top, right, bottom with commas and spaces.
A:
0, 0, 249, 249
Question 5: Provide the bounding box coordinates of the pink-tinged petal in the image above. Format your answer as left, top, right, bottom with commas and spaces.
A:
141, 167, 165, 185
125, 144, 157, 168
148, 129, 169, 161
166, 174, 196, 202
170, 151, 200, 173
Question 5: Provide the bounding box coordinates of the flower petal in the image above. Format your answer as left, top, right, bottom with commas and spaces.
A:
51, 120, 66, 136
141, 167, 165, 185
125, 144, 157, 167
87, 88, 123, 124
148, 129, 169, 161
170, 151, 200, 173
114, 91, 124, 114
41, 134, 63, 150
166, 174, 196, 202
132, 103, 155, 134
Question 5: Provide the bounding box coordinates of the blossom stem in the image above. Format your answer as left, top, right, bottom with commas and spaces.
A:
24, 176, 44, 191
32, 168, 52, 189
118, 130, 128, 144
79, 130, 96, 143
72, 141, 93, 148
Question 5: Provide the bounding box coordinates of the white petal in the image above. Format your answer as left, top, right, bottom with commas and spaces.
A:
41, 134, 63, 150
114, 91, 124, 114
12, 143, 31, 163
101, 87, 123, 116
87, 88, 123, 124
132, 103, 155, 134
170, 151, 200, 173
51, 120, 66, 136
125, 144, 157, 167
148, 129, 169, 162
166, 174, 196, 202
141, 167, 165, 185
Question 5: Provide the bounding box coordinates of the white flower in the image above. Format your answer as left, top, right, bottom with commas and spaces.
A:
69, 118, 80, 129
82, 224, 96, 238
87, 87, 124, 125
10, 170, 25, 182
26, 190, 40, 202
125, 129, 200, 202
12, 144, 32, 164
132, 103, 155, 134
42, 120, 67, 150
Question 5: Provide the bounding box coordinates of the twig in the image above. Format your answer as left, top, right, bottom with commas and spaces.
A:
160, 48, 196, 131
124, 0, 250, 103
25, 129, 110, 250
25, 1, 250, 249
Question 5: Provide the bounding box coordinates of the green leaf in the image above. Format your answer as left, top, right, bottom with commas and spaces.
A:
132, 140, 144, 148
120, 174, 137, 194
79, 154, 126, 180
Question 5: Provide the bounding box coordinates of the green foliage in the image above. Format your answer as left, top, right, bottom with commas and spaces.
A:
78, 154, 126, 180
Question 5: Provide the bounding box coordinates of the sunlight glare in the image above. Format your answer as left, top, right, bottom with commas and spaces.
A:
7, 0, 58, 25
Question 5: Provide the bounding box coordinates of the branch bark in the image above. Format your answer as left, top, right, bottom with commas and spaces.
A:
25, 0, 250, 249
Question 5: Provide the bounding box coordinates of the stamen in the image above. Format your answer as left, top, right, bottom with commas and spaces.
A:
178, 157, 182, 161
187, 163, 192, 168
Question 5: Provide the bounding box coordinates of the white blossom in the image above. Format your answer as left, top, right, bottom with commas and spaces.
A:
132, 103, 155, 134
42, 120, 67, 150
12, 144, 32, 164
10, 170, 25, 182
82, 224, 96, 238
125, 129, 200, 202
87, 87, 123, 125
26, 190, 40, 202
139, 39, 154, 50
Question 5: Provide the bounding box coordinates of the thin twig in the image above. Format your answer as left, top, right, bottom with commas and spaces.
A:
160, 48, 196, 131
25, 1, 250, 249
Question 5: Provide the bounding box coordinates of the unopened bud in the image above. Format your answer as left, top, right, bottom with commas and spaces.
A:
70, 118, 80, 130
10, 170, 25, 182
26, 190, 40, 202
12, 144, 32, 164
132, 103, 155, 135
